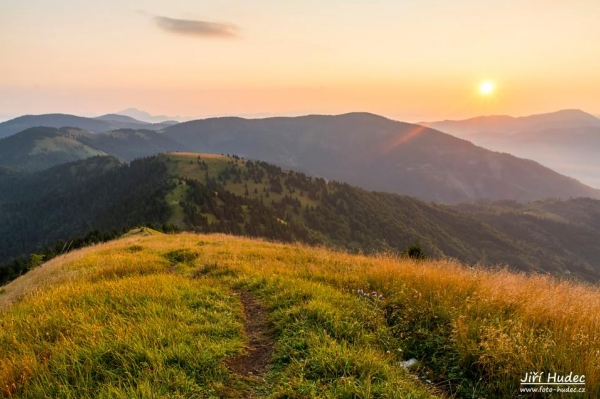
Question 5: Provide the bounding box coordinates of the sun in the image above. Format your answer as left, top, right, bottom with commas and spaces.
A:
479, 80, 495, 95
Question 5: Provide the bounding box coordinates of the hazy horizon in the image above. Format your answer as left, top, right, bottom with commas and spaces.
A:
2, 0, 599, 122
2, 107, 599, 126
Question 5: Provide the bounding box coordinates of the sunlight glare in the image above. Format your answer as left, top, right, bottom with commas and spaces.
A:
479, 81, 495, 95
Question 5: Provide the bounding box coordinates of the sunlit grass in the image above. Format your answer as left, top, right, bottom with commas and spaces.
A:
1, 232, 598, 398
162, 152, 322, 209
1, 264, 245, 397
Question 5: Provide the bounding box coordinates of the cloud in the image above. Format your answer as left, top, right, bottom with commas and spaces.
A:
154, 16, 238, 38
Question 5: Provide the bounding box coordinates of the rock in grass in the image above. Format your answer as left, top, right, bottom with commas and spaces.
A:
400, 358, 420, 370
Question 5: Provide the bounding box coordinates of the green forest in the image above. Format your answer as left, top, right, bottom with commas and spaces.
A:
2, 152, 600, 287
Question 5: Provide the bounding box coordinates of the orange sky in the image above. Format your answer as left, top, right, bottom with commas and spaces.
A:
1, 0, 599, 122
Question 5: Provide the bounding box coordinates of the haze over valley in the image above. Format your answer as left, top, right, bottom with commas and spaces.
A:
424, 109, 600, 188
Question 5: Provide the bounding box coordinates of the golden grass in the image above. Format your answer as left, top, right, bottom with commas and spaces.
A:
1, 232, 598, 398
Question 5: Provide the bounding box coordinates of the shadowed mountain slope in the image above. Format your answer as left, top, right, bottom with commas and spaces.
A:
163, 113, 600, 203
0, 127, 107, 173
0, 127, 181, 172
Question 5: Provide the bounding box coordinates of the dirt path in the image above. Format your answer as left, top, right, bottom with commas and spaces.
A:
227, 291, 274, 377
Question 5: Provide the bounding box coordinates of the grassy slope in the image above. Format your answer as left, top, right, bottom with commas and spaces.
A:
0, 127, 107, 173
29, 135, 105, 158
162, 152, 323, 231
1, 231, 598, 398
163, 152, 321, 208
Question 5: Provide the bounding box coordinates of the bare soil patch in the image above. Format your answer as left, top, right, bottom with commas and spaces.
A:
227, 291, 274, 377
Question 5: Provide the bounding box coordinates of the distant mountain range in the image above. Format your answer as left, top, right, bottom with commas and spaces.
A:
116, 108, 190, 123
162, 113, 600, 203
422, 109, 600, 136
0, 113, 176, 139
1, 113, 599, 203
422, 109, 600, 188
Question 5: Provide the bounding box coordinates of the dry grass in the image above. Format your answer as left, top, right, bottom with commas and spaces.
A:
1, 232, 598, 398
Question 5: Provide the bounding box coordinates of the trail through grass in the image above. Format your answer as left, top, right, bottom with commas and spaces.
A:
1, 232, 598, 398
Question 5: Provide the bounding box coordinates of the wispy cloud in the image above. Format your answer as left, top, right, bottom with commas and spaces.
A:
154, 15, 238, 38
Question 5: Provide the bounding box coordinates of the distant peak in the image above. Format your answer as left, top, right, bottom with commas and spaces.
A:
426, 109, 598, 125
116, 108, 190, 123
117, 108, 153, 118
335, 111, 395, 121
542, 109, 595, 118
96, 114, 143, 123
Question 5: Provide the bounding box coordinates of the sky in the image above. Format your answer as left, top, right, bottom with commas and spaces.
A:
1, 0, 599, 122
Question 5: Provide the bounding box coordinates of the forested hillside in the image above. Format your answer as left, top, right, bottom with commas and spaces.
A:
0, 156, 172, 265
163, 153, 600, 280
2, 152, 600, 286
76, 128, 181, 161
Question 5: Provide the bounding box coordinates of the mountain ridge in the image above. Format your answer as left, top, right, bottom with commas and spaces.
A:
0, 127, 108, 173
0, 113, 174, 139
163, 113, 600, 203
422, 109, 600, 188
421, 109, 600, 136
0, 127, 181, 172
2, 111, 600, 203
116, 107, 190, 123
94, 113, 146, 123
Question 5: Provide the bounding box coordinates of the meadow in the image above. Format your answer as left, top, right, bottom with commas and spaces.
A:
1, 230, 598, 398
